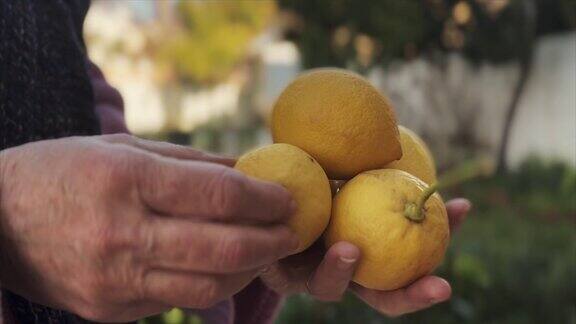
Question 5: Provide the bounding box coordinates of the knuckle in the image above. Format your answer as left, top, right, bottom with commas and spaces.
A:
92, 223, 118, 260
211, 169, 246, 219
84, 148, 132, 190
135, 220, 156, 259
155, 169, 184, 208
215, 234, 246, 270
82, 148, 113, 174
136, 157, 184, 210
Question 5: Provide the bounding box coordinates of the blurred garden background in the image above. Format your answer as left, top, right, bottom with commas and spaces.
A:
85, 0, 576, 323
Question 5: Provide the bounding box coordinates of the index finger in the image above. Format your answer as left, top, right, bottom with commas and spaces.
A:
446, 198, 471, 232
138, 217, 299, 273
136, 154, 296, 224
307, 241, 360, 301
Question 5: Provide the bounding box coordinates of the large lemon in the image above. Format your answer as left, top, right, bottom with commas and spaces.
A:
235, 143, 332, 253
325, 169, 449, 290
385, 125, 437, 184
271, 68, 401, 180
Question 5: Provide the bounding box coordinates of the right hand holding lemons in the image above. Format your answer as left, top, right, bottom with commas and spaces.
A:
235, 68, 451, 291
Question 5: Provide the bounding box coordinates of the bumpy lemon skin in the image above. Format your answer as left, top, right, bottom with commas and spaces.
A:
271, 68, 402, 180
325, 169, 449, 291
385, 125, 437, 185
235, 143, 332, 253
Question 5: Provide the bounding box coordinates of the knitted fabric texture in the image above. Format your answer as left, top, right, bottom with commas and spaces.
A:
0, 0, 99, 152
1, 1, 99, 323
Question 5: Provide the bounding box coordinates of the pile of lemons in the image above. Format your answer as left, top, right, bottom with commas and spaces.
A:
235, 68, 448, 291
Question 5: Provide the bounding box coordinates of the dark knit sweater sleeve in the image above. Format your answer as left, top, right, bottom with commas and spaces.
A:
0, 0, 100, 152
1, 1, 100, 323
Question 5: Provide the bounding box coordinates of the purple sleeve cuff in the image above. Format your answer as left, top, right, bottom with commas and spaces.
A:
232, 278, 284, 324
184, 278, 283, 324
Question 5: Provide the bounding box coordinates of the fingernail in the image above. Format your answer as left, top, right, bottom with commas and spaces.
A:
336, 256, 357, 270
457, 198, 472, 212
427, 278, 451, 304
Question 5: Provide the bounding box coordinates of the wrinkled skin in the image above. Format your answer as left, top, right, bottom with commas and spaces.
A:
0, 135, 299, 322
0, 135, 470, 321
0, 61, 471, 321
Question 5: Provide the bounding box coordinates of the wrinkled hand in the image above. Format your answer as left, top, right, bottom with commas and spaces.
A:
0, 135, 298, 322
260, 190, 471, 317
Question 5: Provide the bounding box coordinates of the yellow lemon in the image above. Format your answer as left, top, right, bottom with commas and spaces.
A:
385, 125, 437, 184
325, 169, 449, 290
235, 143, 332, 253
271, 68, 401, 180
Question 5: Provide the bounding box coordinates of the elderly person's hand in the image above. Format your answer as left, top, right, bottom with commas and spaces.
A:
260, 190, 471, 317
0, 135, 299, 322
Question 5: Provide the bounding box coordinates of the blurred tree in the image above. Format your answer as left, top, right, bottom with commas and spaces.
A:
277, 0, 575, 171
156, 0, 274, 86
146, 0, 275, 144
278, 0, 427, 71
278, 0, 575, 69
489, 0, 536, 174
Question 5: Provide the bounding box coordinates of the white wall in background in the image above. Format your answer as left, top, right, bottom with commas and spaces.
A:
86, 1, 575, 167
508, 32, 576, 168
85, 3, 166, 134
374, 32, 576, 168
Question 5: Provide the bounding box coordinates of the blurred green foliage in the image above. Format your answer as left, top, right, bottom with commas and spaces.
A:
140, 159, 575, 324
277, 159, 576, 323
157, 1, 274, 85
276, 0, 386, 68
277, 0, 576, 69
278, 0, 426, 70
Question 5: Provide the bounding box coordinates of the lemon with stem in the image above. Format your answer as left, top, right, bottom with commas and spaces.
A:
325, 169, 448, 290
326, 159, 493, 290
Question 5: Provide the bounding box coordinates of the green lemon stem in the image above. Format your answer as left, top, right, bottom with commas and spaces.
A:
403, 158, 495, 223
404, 183, 438, 222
